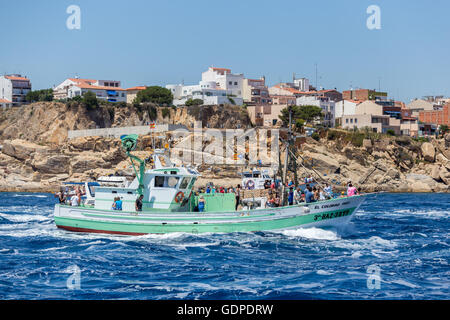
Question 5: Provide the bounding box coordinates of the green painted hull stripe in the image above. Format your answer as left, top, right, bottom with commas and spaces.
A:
81, 212, 276, 221
54, 207, 356, 234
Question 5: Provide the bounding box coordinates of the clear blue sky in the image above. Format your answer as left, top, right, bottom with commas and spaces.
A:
1, 0, 449, 102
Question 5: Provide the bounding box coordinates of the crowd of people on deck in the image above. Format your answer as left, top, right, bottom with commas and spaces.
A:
55, 176, 361, 213
55, 186, 85, 207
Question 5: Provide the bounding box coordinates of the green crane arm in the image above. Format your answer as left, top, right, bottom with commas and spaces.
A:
121, 134, 146, 196
127, 152, 145, 196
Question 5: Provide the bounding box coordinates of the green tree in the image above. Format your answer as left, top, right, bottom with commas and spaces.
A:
134, 86, 173, 106
386, 129, 396, 136
279, 105, 323, 127
185, 98, 203, 106
82, 91, 98, 110
26, 89, 54, 102
440, 124, 449, 136
161, 107, 170, 118
295, 119, 305, 132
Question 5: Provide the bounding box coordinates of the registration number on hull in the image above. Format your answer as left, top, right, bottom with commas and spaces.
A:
313, 209, 351, 221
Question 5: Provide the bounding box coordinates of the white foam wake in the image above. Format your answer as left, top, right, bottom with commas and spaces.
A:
281, 227, 340, 241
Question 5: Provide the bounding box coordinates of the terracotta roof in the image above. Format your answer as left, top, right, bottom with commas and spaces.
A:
211, 67, 231, 72
69, 78, 97, 85
126, 86, 147, 91
0, 98, 12, 103
344, 99, 363, 104
5, 76, 29, 81
75, 83, 125, 91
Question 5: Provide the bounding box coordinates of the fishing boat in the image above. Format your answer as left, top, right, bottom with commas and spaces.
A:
53, 134, 367, 235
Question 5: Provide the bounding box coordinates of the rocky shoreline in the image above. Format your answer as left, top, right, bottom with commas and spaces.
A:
0, 102, 449, 194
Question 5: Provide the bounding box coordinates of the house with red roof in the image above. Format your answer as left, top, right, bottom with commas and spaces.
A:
0, 74, 32, 106
0, 98, 12, 109
53, 77, 127, 102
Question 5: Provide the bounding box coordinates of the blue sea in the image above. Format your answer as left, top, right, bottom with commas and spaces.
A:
0, 192, 448, 300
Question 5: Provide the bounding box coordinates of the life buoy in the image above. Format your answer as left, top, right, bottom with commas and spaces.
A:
245, 179, 255, 190
175, 191, 184, 203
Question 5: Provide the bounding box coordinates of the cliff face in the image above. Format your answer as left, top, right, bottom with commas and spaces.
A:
0, 102, 448, 193
0, 102, 251, 146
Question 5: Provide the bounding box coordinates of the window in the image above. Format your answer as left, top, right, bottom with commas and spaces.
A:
179, 177, 191, 189
229, 81, 232, 85
355, 118, 358, 123
154, 176, 180, 188
350, 119, 353, 124
346, 119, 349, 124
155, 176, 165, 187
234, 82, 237, 85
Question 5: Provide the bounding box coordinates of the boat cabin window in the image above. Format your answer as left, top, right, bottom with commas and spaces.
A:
154, 176, 180, 188
243, 173, 252, 178
155, 176, 165, 188
179, 177, 191, 189
253, 173, 260, 178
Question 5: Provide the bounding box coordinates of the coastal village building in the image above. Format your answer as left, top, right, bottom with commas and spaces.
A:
269, 84, 342, 102
293, 77, 310, 92
0, 98, 12, 109
341, 101, 401, 134
246, 104, 287, 127
242, 77, 271, 105
125, 86, 147, 104
400, 117, 419, 137
166, 67, 244, 106
342, 88, 388, 102
268, 84, 303, 97
0, 74, 32, 106
296, 95, 335, 128
335, 100, 360, 126
201, 67, 244, 98
271, 95, 296, 105
406, 99, 435, 117
53, 78, 127, 102
419, 103, 450, 127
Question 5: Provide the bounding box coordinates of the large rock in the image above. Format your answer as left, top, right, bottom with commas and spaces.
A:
406, 173, 444, 192
439, 168, 450, 185
70, 154, 108, 173
301, 150, 340, 173
102, 147, 127, 163
421, 142, 436, 162
445, 133, 450, 148
2, 139, 49, 160
32, 154, 71, 174
431, 165, 442, 181
362, 139, 372, 149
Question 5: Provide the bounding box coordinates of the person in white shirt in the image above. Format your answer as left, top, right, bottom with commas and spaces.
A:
70, 194, 79, 206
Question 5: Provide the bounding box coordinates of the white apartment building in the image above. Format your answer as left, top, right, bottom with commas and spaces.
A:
293, 78, 310, 92
296, 95, 335, 127
201, 67, 244, 98
166, 67, 244, 106
54, 78, 126, 102
334, 100, 359, 125
0, 74, 32, 106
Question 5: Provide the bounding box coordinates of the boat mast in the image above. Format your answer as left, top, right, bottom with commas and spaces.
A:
281, 106, 293, 205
